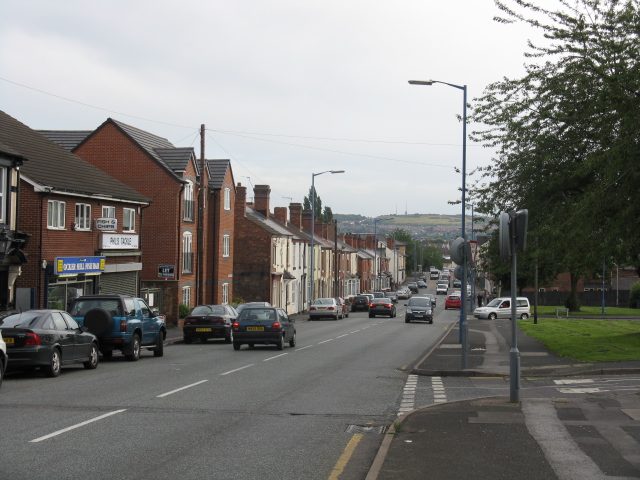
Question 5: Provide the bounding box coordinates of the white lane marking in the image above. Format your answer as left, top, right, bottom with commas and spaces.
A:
398, 374, 419, 416
157, 380, 209, 397
318, 339, 334, 344
221, 364, 255, 376
554, 379, 594, 385
556, 388, 604, 394
432, 377, 447, 403
30, 409, 127, 443
337, 334, 349, 338
296, 345, 313, 351
263, 353, 288, 362
350, 330, 360, 333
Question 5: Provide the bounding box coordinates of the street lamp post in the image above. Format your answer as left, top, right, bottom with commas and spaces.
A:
373, 217, 393, 291
310, 170, 344, 308
409, 79, 468, 368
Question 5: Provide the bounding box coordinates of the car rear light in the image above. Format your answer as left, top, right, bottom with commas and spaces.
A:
120, 320, 127, 332
310, 306, 316, 311
272, 322, 281, 331
328, 307, 335, 311
25, 333, 42, 346
232, 322, 239, 331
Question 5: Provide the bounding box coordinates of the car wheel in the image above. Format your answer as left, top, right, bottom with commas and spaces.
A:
153, 332, 164, 357
405, 318, 410, 324
369, 313, 374, 318
520, 314, 529, 320
224, 330, 233, 344
289, 332, 297, 347
345, 311, 349, 318
125, 334, 141, 361
429, 319, 434, 324
83, 343, 99, 369
184, 336, 193, 344
489, 313, 497, 320
43, 348, 61, 377
233, 341, 241, 351
276, 335, 285, 350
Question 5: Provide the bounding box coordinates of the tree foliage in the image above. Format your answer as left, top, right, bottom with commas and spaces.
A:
470, 0, 640, 307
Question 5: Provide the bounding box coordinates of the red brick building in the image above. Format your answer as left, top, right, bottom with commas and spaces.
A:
43, 119, 235, 323
1, 111, 150, 310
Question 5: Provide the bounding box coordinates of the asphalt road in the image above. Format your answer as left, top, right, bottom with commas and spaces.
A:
0, 290, 459, 480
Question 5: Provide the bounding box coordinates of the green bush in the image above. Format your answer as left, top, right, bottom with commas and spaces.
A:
628, 280, 640, 309
231, 296, 245, 308
178, 303, 191, 318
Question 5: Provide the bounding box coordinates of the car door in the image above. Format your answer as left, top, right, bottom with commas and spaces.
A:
137, 298, 157, 345
498, 300, 511, 319
50, 311, 78, 361
277, 309, 293, 341
62, 312, 92, 360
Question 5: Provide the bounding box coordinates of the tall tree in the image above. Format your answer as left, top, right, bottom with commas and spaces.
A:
303, 186, 323, 221
470, 0, 640, 308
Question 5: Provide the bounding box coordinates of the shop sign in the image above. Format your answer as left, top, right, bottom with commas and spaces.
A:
101, 233, 139, 249
95, 217, 117, 231
55, 256, 106, 277
158, 265, 175, 278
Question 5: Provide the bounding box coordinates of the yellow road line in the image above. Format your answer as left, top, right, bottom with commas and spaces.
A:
328, 433, 363, 479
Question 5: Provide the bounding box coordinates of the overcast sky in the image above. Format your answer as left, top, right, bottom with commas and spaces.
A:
1, 0, 543, 218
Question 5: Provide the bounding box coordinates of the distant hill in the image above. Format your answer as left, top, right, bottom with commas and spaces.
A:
334, 213, 486, 239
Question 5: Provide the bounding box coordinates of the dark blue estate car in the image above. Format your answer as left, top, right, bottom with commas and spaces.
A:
232, 307, 296, 350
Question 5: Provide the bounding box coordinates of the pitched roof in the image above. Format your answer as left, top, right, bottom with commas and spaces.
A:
0, 110, 150, 204
154, 148, 195, 173
37, 130, 92, 151
207, 159, 234, 190
245, 207, 293, 237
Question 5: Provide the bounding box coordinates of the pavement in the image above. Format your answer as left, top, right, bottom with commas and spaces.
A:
366, 315, 640, 480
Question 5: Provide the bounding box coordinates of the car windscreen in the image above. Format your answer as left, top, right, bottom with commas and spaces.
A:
191, 305, 226, 316
238, 309, 277, 321
0, 312, 41, 328
313, 299, 335, 305
486, 299, 502, 307
407, 299, 430, 307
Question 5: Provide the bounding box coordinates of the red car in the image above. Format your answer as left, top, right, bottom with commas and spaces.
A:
445, 294, 461, 309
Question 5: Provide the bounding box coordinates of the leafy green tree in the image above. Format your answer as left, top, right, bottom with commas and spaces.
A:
470, 0, 640, 309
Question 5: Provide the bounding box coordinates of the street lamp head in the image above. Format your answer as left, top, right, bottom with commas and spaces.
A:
408, 80, 434, 86
329, 170, 345, 174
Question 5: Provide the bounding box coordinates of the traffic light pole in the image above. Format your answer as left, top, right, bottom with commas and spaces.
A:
509, 211, 521, 402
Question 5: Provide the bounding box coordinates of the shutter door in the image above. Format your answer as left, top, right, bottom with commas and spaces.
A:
100, 271, 139, 296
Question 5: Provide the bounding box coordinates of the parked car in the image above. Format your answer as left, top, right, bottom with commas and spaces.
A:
69, 295, 166, 361
0, 309, 99, 377
236, 302, 271, 315
369, 298, 396, 318
417, 280, 428, 288
436, 283, 448, 295
183, 305, 237, 344
445, 294, 461, 309
423, 293, 437, 307
372, 292, 385, 298
310, 298, 343, 320
408, 282, 419, 293
351, 295, 371, 312
232, 307, 296, 350
0, 330, 6, 387
404, 297, 433, 324
473, 297, 531, 320
384, 291, 398, 304
334, 297, 349, 318
397, 288, 411, 300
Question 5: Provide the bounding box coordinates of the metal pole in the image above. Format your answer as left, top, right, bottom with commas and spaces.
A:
602, 261, 606, 315
460, 85, 468, 370
509, 211, 520, 403
310, 174, 315, 308
373, 221, 377, 292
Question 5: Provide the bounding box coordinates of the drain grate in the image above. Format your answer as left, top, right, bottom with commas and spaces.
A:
345, 424, 387, 435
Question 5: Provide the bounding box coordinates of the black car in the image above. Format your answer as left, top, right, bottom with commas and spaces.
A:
0, 309, 99, 377
404, 297, 434, 324
369, 298, 396, 318
408, 282, 419, 293
351, 295, 371, 312
183, 305, 238, 344
232, 307, 296, 350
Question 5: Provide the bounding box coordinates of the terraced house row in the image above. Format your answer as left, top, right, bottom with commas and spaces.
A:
0, 110, 406, 324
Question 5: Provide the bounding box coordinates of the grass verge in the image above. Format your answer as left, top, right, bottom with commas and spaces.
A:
535, 305, 638, 316
518, 317, 640, 362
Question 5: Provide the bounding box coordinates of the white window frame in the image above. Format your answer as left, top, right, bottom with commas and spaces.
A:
0, 167, 6, 224
223, 234, 230, 257
75, 203, 91, 231
123, 208, 135, 232
102, 206, 115, 218
222, 283, 229, 305
182, 232, 193, 273
182, 286, 191, 308
223, 187, 231, 210
184, 182, 194, 221
47, 200, 66, 229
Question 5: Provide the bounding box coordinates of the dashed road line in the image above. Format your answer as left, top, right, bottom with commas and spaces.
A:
220, 364, 255, 375
30, 409, 127, 443
157, 380, 209, 397
263, 353, 288, 362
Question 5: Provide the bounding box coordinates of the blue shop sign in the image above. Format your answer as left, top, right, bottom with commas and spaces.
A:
55, 256, 106, 277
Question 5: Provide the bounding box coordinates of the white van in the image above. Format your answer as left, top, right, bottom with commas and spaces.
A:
473, 297, 531, 320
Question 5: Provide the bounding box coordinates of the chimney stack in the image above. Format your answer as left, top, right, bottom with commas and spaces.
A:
253, 185, 271, 218
289, 203, 303, 229
235, 183, 247, 216
274, 207, 287, 224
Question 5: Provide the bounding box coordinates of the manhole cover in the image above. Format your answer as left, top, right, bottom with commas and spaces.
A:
345, 425, 387, 434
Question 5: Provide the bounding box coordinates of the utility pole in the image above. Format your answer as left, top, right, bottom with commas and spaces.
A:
197, 124, 205, 305
334, 220, 339, 297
